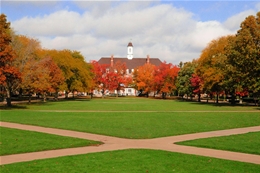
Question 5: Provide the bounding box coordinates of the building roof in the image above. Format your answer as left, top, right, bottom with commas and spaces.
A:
98, 57, 162, 69
127, 42, 133, 47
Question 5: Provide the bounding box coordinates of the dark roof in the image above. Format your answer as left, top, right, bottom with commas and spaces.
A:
127, 42, 133, 47
98, 57, 162, 69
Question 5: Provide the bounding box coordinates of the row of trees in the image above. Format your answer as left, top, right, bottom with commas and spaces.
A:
176, 12, 260, 104
91, 60, 179, 99
1, 12, 259, 106
1, 14, 93, 106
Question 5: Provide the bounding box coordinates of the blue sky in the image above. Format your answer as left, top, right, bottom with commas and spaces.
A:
1, 0, 260, 64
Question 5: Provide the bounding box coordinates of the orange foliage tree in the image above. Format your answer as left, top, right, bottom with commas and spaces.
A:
0, 14, 21, 106
196, 35, 234, 103
22, 57, 64, 102
133, 63, 155, 96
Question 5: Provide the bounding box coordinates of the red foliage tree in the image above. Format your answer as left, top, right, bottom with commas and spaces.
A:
190, 74, 202, 102
153, 62, 179, 99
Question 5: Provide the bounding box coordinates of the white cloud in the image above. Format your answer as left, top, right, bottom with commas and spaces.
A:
256, 2, 260, 10
223, 10, 256, 31
11, 1, 248, 64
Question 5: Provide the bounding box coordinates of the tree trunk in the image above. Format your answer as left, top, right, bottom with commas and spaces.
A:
198, 92, 201, 102
216, 93, 219, 104
43, 92, 47, 102
54, 91, 58, 101
231, 91, 236, 105
28, 93, 32, 104
65, 91, 69, 99
6, 87, 12, 107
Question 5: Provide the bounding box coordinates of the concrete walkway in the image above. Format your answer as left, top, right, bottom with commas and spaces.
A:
1, 121, 260, 165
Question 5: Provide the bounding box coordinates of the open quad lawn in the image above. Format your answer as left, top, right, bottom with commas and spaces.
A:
1, 97, 259, 172
1, 97, 258, 112
1, 149, 260, 173
1, 111, 259, 139
0, 127, 101, 156
176, 131, 260, 155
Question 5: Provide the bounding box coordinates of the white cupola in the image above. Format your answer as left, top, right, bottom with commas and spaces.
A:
127, 42, 133, 59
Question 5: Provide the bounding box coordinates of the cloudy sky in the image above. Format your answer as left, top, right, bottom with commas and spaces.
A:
2, 0, 260, 64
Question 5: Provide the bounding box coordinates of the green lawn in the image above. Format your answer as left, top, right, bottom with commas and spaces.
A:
1, 97, 258, 111
1, 149, 260, 173
176, 131, 260, 155
0, 127, 101, 156
1, 110, 259, 139
0, 97, 259, 172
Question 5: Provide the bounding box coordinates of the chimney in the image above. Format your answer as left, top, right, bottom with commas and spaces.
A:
111, 55, 114, 67
146, 55, 150, 64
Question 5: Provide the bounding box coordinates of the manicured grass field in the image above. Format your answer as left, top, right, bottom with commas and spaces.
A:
0, 97, 259, 172
0, 127, 101, 156
1, 110, 259, 139
1, 97, 259, 111
1, 149, 260, 173
176, 131, 260, 155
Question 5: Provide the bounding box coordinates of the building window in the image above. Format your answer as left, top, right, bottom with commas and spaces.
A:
128, 89, 132, 93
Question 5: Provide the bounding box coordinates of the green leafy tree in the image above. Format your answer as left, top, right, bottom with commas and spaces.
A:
176, 60, 197, 100
226, 12, 260, 103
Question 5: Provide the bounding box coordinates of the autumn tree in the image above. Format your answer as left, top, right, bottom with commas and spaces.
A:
90, 60, 108, 95
176, 60, 197, 100
196, 35, 234, 103
190, 74, 202, 102
42, 49, 92, 98
154, 62, 179, 99
133, 63, 155, 97
0, 14, 21, 106
21, 57, 64, 102
102, 61, 130, 96
226, 12, 260, 104
11, 34, 41, 96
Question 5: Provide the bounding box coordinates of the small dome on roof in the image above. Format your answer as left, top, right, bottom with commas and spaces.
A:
127, 42, 133, 47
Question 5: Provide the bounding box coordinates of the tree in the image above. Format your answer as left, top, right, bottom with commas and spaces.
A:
11, 34, 41, 96
42, 49, 92, 98
90, 60, 108, 95
176, 60, 197, 100
154, 62, 179, 99
226, 12, 260, 103
196, 36, 234, 103
190, 74, 202, 102
21, 57, 64, 102
133, 63, 155, 96
102, 61, 130, 96
0, 14, 21, 106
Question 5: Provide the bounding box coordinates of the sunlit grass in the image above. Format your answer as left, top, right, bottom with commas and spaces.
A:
0, 127, 101, 156
1, 149, 260, 173
1, 110, 259, 139
176, 131, 260, 155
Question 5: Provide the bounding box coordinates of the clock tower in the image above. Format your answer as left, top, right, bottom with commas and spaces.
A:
127, 42, 133, 59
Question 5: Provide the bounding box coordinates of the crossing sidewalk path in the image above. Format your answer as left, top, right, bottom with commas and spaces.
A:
1, 121, 260, 165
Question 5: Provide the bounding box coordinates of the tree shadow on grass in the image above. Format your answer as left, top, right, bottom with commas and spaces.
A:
0, 98, 92, 110
0, 104, 28, 110
175, 99, 260, 109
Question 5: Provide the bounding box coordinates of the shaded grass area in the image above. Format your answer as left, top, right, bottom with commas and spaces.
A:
1, 111, 260, 139
1, 97, 258, 111
176, 132, 260, 155
0, 127, 101, 156
1, 149, 260, 173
